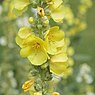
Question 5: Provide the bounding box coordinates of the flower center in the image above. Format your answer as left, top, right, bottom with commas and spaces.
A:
32, 42, 41, 49
48, 33, 54, 41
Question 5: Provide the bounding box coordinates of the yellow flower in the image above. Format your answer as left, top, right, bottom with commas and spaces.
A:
48, 0, 64, 22
50, 5, 65, 22
50, 52, 68, 75
37, 7, 45, 17
13, 0, 30, 11
16, 26, 48, 65
13, 0, 30, 16
49, 0, 63, 9
27, 37, 48, 65
44, 26, 65, 55
22, 80, 34, 92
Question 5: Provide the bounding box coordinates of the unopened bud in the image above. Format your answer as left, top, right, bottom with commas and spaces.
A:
37, 24, 42, 29
44, 19, 49, 26
52, 92, 60, 95
28, 17, 34, 24
37, 7, 45, 17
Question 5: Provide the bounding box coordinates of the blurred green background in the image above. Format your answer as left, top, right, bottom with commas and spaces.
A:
71, 0, 95, 72
0, 0, 95, 95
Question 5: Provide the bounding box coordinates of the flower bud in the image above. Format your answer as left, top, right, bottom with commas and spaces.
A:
37, 24, 42, 29
44, 19, 49, 26
37, 7, 45, 17
28, 17, 34, 24
52, 92, 60, 95
22, 80, 34, 92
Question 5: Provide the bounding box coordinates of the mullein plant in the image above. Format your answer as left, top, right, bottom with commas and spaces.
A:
12, 0, 70, 95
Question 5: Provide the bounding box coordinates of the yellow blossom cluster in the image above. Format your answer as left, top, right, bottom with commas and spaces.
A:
16, 26, 68, 75
0, 0, 93, 95
10, 0, 79, 95
12, 0, 69, 76
12, 0, 65, 22
12, 0, 71, 94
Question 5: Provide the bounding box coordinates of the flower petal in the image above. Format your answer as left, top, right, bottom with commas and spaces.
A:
20, 46, 32, 57
51, 5, 65, 22
18, 26, 32, 39
49, 0, 63, 9
54, 39, 65, 47
51, 52, 68, 63
44, 26, 65, 55
14, 0, 30, 10
46, 41, 57, 55
13, 7, 27, 16
50, 62, 68, 75
28, 49, 48, 65
15, 35, 24, 48
44, 26, 59, 39
52, 30, 65, 41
